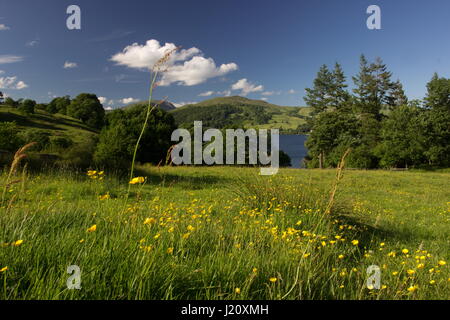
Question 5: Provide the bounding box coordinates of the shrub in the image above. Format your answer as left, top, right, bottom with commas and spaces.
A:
0, 122, 23, 152
19, 129, 50, 151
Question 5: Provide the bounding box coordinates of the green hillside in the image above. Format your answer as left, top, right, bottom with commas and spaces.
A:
170, 96, 313, 133
0, 106, 97, 144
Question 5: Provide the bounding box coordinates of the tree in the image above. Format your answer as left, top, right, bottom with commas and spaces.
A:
377, 105, 425, 168
4, 97, 18, 107
305, 111, 358, 168
420, 74, 450, 166
387, 80, 408, 108
304, 65, 334, 115
95, 105, 177, 169
331, 62, 350, 110
47, 96, 71, 114
18, 99, 36, 114
67, 93, 105, 128
0, 92, 4, 105
424, 73, 450, 111
352, 55, 396, 117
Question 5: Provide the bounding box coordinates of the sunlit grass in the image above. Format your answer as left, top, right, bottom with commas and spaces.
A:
0, 166, 449, 299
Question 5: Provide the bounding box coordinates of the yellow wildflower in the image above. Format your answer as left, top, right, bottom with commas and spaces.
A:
351, 240, 359, 246
12, 240, 24, 246
167, 247, 174, 254
235, 288, 241, 294
144, 218, 156, 225
87, 225, 97, 232
407, 285, 418, 293
129, 177, 145, 185
0, 267, 7, 273
269, 277, 277, 283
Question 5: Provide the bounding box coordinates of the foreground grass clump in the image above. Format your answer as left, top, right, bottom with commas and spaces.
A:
0, 166, 449, 300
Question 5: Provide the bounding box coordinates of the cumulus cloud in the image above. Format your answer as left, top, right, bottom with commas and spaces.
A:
288, 89, 296, 94
173, 101, 197, 108
0, 76, 28, 90
0, 24, 10, 31
98, 97, 108, 104
64, 61, 78, 69
26, 39, 39, 47
198, 90, 215, 97
0, 55, 23, 64
111, 39, 238, 86
218, 90, 232, 97
231, 78, 263, 96
120, 97, 139, 104
261, 97, 268, 101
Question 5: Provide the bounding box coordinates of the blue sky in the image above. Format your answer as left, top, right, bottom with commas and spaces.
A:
0, 0, 449, 108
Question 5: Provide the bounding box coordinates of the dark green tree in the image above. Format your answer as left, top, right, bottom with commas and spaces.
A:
377, 105, 425, 168
18, 99, 36, 114
304, 65, 334, 115
67, 93, 105, 128
47, 96, 71, 114
95, 105, 177, 169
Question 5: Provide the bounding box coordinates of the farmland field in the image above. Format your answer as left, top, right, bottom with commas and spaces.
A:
1, 166, 449, 300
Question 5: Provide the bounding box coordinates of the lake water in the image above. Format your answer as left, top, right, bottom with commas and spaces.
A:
279, 134, 308, 168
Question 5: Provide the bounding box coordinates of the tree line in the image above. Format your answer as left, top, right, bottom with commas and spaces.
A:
304, 55, 450, 169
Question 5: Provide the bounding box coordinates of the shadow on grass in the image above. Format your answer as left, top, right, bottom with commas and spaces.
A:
134, 168, 230, 190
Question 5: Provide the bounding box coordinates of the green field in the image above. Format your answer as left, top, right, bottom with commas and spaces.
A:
1, 165, 449, 300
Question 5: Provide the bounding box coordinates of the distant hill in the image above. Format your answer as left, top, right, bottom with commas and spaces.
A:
170, 96, 312, 133
120, 100, 176, 112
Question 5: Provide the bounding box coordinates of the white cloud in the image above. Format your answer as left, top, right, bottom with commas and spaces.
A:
104, 106, 113, 111
64, 61, 78, 69
159, 56, 238, 86
0, 76, 28, 90
26, 39, 39, 47
111, 39, 238, 86
218, 90, 232, 97
120, 97, 139, 105
0, 70, 4, 74
231, 78, 263, 96
0, 24, 10, 31
173, 101, 197, 108
198, 90, 215, 97
262, 91, 274, 96
261, 97, 268, 101
0, 55, 23, 64
98, 97, 108, 104
288, 89, 296, 94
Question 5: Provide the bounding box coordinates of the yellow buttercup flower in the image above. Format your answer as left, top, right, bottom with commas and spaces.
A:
235, 288, 241, 294
129, 177, 145, 185
407, 269, 415, 275
144, 218, 156, 225
407, 285, 418, 293
167, 247, 174, 254
98, 193, 110, 200
269, 277, 277, 283
252, 267, 258, 273
402, 249, 409, 254
429, 280, 436, 285
338, 254, 345, 259
351, 240, 359, 246
13, 240, 24, 247
0, 266, 8, 273
87, 225, 97, 232
438, 260, 446, 266
187, 225, 195, 232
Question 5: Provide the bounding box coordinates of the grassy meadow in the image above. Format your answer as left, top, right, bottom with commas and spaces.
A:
1, 165, 449, 300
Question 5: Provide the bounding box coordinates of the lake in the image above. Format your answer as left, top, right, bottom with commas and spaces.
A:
279, 134, 308, 168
